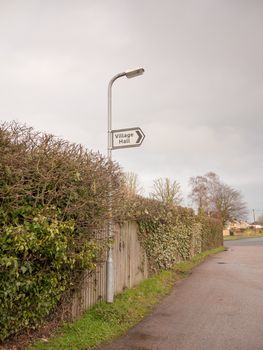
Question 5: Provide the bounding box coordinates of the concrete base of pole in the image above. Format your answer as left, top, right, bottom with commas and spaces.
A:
106, 251, 114, 303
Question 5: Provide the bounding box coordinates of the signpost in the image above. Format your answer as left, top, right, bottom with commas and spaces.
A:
111, 127, 145, 150
106, 68, 145, 304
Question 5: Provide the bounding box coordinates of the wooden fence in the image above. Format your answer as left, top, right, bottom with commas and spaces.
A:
70, 221, 148, 319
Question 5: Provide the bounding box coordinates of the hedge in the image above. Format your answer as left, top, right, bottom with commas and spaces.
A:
124, 197, 223, 273
0, 122, 124, 341
0, 122, 223, 342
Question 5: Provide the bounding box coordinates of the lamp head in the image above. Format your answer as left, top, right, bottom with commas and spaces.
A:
125, 67, 145, 79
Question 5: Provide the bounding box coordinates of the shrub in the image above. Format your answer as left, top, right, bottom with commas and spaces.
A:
0, 206, 102, 341
124, 197, 222, 273
198, 213, 223, 251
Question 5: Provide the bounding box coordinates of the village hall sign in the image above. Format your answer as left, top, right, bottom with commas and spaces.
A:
111, 127, 145, 150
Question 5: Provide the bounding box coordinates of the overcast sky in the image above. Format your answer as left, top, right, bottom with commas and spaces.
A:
0, 0, 262, 221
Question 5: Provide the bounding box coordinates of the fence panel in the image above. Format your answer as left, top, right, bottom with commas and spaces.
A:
71, 221, 148, 319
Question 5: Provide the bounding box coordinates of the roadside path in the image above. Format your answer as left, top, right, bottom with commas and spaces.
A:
96, 238, 263, 350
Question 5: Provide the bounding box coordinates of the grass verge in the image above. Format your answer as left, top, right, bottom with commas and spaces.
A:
224, 229, 263, 241
27, 246, 224, 350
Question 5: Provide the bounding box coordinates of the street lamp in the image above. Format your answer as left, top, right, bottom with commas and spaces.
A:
106, 67, 145, 303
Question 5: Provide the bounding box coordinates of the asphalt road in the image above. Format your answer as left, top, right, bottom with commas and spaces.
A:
96, 237, 263, 350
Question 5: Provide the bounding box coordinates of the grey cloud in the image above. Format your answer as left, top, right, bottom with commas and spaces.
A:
0, 0, 262, 218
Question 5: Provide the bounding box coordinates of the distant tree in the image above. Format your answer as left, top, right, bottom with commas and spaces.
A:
188, 172, 219, 213
150, 177, 182, 205
212, 183, 248, 226
257, 213, 263, 225
124, 172, 143, 197
189, 172, 248, 226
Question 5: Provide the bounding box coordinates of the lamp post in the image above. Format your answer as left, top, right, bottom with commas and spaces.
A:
106, 67, 144, 303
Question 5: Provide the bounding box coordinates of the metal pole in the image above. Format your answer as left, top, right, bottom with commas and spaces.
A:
106, 68, 144, 302
106, 72, 125, 303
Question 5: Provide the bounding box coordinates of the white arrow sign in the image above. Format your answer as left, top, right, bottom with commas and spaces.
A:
111, 127, 145, 150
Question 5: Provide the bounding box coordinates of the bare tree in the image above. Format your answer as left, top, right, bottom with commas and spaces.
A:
124, 172, 143, 197
188, 172, 220, 213
212, 183, 248, 225
189, 172, 248, 226
150, 177, 182, 205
